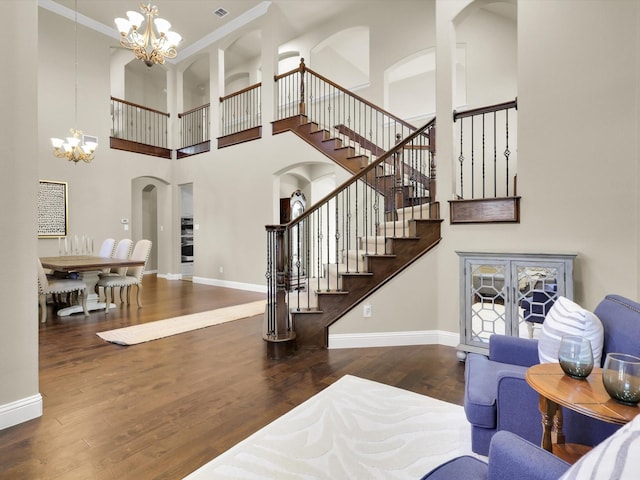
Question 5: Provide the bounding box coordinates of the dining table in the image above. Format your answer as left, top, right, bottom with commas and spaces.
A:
40, 255, 145, 315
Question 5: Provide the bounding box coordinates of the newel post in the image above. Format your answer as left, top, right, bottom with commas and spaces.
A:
298, 58, 306, 116
428, 124, 437, 210
264, 225, 296, 358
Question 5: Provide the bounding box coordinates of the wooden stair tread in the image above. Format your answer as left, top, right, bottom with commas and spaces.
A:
290, 307, 323, 314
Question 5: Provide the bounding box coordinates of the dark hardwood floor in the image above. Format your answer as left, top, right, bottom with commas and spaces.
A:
0, 275, 465, 480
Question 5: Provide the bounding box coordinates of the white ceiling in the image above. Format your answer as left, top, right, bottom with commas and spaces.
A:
40, 0, 516, 83
43, 0, 358, 65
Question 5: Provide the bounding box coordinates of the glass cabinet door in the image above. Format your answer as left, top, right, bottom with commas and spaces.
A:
512, 261, 565, 339
465, 260, 510, 349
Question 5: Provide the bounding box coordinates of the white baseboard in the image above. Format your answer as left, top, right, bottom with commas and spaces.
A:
157, 272, 265, 292
159, 272, 182, 280
328, 330, 459, 349
149, 277, 460, 350
192, 276, 267, 293
0, 394, 43, 430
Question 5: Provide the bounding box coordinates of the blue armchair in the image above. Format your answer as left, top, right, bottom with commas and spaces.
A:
422, 411, 640, 480
421, 430, 570, 480
464, 294, 640, 455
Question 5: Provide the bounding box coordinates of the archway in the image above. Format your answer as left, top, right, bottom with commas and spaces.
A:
131, 176, 171, 276
141, 185, 158, 271
311, 26, 369, 88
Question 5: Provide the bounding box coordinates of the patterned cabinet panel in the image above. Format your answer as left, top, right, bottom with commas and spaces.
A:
456, 252, 576, 359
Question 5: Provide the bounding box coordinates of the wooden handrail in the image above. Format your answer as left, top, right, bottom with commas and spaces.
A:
453, 99, 517, 121
274, 59, 417, 132
274, 66, 302, 81
219, 83, 262, 102
110, 97, 171, 117
178, 103, 210, 118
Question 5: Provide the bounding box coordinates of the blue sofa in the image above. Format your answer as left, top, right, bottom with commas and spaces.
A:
464, 294, 640, 455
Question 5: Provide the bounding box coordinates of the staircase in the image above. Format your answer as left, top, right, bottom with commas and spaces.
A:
265, 113, 439, 351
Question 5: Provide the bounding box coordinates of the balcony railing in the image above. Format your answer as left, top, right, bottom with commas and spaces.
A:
110, 97, 171, 158
178, 103, 211, 158
453, 99, 517, 199
218, 83, 262, 148
450, 99, 519, 223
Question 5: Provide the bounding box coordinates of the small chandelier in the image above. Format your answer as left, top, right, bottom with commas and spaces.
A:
115, 4, 182, 67
51, 129, 98, 163
50, 0, 98, 164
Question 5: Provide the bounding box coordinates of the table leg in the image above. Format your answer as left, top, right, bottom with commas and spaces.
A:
553, 408, 565, 445
56, 270, 115, 316
538, 395, 559, 452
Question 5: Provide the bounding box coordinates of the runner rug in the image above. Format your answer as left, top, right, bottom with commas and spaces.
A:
96, 299, 266, 345
183, 375, 476, 480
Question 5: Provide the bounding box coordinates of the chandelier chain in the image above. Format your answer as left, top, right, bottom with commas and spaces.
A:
50, 0, 98, 163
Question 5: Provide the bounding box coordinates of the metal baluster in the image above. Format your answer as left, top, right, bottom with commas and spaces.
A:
494, 112, 497, 197
482, 113, 486, 198
505, 108, 511, 196
458, 117, 464, 198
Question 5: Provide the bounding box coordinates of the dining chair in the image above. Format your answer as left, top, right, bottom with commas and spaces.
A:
97, 238, 133, 299
37, 258, 89, 323
106, 238, 133, 276
96, 238, 116, 277
98, 238, 116, 258
96, 239, 152, 313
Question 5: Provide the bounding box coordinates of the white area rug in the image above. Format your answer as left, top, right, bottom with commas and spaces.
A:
184, 375, 476, 480
96, 300, 266, 345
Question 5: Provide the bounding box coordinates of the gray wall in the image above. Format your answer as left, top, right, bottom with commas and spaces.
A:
0, 0, 40, 427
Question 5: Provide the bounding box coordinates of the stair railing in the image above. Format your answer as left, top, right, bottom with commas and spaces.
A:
264, 119, 436, 344
453, 99, 517, 199
275, 59, 418, 163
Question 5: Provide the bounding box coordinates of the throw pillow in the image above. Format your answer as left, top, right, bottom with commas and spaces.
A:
559, 414, 640, 479
537, 296, 604, 365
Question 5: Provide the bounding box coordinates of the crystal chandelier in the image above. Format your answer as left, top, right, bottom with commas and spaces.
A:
115, 4, 182, 67
50, 0, 98, 164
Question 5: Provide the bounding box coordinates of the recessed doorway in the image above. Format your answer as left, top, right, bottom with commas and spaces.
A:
180, 184, 193, 280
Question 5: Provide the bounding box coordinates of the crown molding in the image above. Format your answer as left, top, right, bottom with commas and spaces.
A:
38, 0, 119, 40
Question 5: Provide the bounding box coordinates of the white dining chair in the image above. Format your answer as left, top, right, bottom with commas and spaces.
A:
97, 238, 133, 299
96, 238, 116, 277
98, 238, 116, 258
37, 258, 89, 323
97, 240, 152, 313
107, 238, 133, 276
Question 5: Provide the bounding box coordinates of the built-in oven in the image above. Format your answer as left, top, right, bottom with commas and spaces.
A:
181, 217, 193, 263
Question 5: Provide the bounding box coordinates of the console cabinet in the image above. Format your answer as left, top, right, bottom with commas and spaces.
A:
456, 252, 576, 359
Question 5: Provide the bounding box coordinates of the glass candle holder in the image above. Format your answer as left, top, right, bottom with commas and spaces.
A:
558, 335, 594, 379
602, 353, 640, 405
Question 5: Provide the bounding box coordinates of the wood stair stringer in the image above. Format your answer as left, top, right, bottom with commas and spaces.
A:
272, 115, 369, 176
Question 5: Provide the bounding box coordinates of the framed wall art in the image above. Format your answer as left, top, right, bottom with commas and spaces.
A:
38, 180, 68, 238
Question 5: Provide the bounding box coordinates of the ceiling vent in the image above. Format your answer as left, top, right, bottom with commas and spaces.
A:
213, 7, 229, 18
